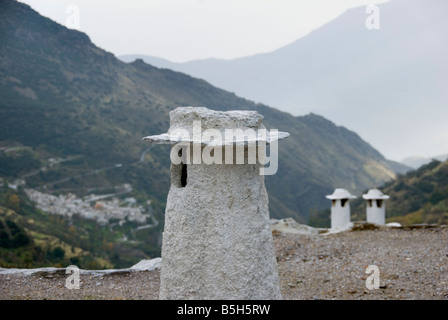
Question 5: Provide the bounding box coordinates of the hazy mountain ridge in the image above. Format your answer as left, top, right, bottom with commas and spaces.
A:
120, 0, 448, 161
0, 0, 409, 267
401, 154, 448, 169
350, 159, 448, 225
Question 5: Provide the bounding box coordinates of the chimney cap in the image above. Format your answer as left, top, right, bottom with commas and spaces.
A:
142, 106, 290, 145
326, 188, 357, 200
362, 188, 390, 200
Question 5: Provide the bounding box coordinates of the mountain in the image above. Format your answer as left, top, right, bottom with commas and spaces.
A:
0, 0, 408, 267
401, 154, 448, 169
0, 184, 123, 268
120, 0, 448, 161
350, 159, 448, 225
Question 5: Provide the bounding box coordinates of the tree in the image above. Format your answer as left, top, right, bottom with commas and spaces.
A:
51, 246, 65, 260
7, 194, 20, 212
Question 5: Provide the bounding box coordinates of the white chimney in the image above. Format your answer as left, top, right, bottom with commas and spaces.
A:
362, 188, 390, 225
326, 188, 356, 229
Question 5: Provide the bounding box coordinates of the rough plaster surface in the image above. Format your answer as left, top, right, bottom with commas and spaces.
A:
326, 189, 356, 230
270, 218, 320, 235
142, 106, 290, 145
330, 200, 352, 230
168, 106, 264, 134
366, 204, 386, 225
151, 107, 284, 300
160, 163, 282, 299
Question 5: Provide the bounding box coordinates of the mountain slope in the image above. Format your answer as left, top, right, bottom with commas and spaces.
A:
349, 159, 448, 225
120, 0, 448, 161
0, 0, 406, 263
401, 154, 448, 169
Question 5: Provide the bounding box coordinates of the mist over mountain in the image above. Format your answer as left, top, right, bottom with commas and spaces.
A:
0, 0, 409, 223
120, 0, 448, 161
0, 0, 415, 267
401, 154, 448, 169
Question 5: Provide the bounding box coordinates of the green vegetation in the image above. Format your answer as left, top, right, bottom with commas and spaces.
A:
0, 184, 159, 269
0, 148, 42, 178
309, 160, 448, 227
353, 160, 448, 226
0, 0, 410, 267
380, 160, 448, 225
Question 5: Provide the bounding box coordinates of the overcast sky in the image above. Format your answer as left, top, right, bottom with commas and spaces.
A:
19, 0, 389, 62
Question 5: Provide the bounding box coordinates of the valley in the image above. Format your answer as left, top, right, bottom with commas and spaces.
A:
1, 0, 446, 271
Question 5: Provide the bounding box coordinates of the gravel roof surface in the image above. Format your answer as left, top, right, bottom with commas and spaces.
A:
1, 224, 447, 300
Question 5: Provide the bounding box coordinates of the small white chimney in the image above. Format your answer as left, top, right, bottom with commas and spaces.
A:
326, 188, 356, 229
362, 189, 390, 225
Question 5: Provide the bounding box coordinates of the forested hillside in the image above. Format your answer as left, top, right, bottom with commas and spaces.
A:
0, 0, 408, 267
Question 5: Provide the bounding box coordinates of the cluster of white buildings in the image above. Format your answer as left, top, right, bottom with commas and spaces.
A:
25, 188, 149, 225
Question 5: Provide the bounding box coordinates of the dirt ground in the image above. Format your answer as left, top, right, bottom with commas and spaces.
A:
1, 224, 447, 300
